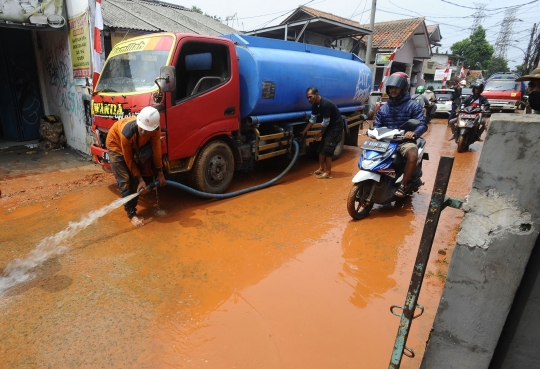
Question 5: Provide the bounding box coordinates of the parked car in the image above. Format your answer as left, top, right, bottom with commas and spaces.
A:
460, 88, 473, 103
434, 89, 454, 116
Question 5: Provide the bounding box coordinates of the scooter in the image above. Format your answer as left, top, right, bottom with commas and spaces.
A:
347, 119, 428, 220
451, 104, 490, 153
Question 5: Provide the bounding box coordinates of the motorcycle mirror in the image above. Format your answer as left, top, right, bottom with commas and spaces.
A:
401, 119, 422, 128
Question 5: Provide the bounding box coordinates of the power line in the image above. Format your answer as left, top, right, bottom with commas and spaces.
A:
438, 0, 539, 11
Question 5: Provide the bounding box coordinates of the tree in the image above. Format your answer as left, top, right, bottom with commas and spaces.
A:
191, 5, 221, 22
451, 26, 494, 70
486, 56, 509, 76
512, 64, 525, 76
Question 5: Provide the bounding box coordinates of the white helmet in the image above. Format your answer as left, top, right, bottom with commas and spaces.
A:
460, 80, 466, 86
136, 106, 160, 131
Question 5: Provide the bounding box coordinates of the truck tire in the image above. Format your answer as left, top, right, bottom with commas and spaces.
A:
191, 140, 234, 194
332, 129, 345, 160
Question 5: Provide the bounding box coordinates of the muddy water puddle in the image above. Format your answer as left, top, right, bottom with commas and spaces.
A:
0, 121, 482, 368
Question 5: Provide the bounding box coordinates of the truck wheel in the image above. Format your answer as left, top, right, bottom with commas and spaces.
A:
191, 140, 234, 194
332, 129, 345, 160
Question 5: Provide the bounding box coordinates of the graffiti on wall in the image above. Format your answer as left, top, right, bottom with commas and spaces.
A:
42, 35, 92, 151
45, 38, 86, 119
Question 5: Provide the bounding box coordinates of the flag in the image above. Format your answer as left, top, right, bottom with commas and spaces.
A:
379, 48, 398, 91
441, 60, 451, 89
459, 65, 466, 79
92, 0, 104, 89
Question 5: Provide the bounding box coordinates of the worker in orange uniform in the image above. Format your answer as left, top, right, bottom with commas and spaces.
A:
106, 106, 166, 227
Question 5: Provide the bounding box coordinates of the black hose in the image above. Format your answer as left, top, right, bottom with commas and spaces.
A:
164, 140, 300, 199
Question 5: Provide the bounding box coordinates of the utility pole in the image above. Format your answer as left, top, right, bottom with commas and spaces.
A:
365, 0, 377, 89
523, 23, 537, 75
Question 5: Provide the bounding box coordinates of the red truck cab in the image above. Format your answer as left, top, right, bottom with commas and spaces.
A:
91, 33, 241, 192
482, 73, 525, 112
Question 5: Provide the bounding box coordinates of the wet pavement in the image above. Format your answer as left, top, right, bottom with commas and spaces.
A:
0, 119, 482, 368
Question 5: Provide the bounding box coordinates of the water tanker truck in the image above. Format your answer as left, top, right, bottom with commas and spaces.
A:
90, 33, 372, 193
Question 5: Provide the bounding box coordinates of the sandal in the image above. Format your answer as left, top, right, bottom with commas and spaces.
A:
316, 173, 333, 179
311, 170, 323, 175
395, 184, 408, 198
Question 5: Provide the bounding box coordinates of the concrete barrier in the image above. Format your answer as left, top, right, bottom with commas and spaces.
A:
421, 113, 540, 368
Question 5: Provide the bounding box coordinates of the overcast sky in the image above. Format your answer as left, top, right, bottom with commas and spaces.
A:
171, 0, 540, 69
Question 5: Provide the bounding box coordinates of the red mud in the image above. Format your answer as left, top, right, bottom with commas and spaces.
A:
0, 120, 481, 368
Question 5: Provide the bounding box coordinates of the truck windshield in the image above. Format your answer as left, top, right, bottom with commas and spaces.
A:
96, 50, 169, 93
485, 80, 520, 91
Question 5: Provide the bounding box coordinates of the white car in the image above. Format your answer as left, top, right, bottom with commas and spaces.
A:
434, 89, 454, 116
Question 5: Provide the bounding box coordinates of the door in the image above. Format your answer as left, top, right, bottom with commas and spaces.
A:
166, 38, 239, 160
0, 28, 44, 141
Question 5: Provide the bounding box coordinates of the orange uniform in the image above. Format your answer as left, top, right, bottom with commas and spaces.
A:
105, 116, 162, 178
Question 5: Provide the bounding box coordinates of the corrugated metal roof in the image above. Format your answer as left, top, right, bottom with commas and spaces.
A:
102, 0, 237, 35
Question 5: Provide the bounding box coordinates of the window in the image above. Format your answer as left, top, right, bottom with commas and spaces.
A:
174, 42, 230, 102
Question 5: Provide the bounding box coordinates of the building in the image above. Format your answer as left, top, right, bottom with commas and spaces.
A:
0, 0, 235, 154
360, 17, 432, 92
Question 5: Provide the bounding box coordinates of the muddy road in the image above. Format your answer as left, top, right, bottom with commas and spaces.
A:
0, 120, 482, 368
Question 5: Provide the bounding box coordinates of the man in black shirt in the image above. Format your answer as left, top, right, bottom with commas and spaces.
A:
300, 86, 343, 179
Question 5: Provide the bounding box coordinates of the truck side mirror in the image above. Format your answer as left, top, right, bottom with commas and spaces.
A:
158, 66, 176, 92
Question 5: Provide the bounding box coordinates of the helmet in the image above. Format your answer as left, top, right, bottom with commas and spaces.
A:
460, 80, 466, 86
415, 85, 426, 94
516, 67, 540, 82
385, 72, 410, 97
471, 83, 484, 94
136, 106, 160, 131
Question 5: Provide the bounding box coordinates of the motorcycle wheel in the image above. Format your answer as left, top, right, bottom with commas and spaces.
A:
457, 134, 467, 153
347, 181, 374, 220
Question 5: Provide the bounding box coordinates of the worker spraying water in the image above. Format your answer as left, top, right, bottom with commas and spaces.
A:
105, 106, 167, 228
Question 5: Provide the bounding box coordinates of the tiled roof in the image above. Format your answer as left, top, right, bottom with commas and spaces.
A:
102, 0, 237, 35
291, 6, 361, 28
360, 17, 425, 49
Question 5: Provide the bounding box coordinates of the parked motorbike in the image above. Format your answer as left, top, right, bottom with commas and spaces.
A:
347, 119, 429, 220
451, 105, 490, 153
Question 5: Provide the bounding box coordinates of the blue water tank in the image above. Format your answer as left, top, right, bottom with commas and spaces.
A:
221, 35, 372, 119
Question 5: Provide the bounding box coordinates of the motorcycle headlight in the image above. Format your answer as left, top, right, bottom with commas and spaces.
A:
361, 148, 394, 170
458, 120, 468, 127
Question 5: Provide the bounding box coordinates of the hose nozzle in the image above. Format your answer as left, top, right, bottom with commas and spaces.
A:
146, 180, 160, 191
139, 180, 160, 193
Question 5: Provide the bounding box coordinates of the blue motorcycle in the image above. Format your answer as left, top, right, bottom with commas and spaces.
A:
347, 119, 428, 220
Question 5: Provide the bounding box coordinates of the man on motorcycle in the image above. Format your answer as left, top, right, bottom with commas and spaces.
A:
516, 67, 540, 114
374, 72, 427, 197
448, 80, 465, 123
423, 85, 437, 122
449, 83, 489, 140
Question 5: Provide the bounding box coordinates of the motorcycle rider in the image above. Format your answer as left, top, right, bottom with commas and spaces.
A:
448, 80, 465, 123
516, 66, 540, 114
374, 72, 427, 197
413, 85, 430, 120
449, 82, 489, 140
423, 85, 437, 122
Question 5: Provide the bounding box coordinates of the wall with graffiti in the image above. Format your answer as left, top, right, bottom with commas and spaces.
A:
37, 30, 93, 153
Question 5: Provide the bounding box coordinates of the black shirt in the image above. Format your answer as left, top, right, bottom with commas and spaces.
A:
311, 97, 344, 132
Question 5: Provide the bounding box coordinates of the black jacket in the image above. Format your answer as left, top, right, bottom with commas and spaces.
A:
462, 94, 489, 108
